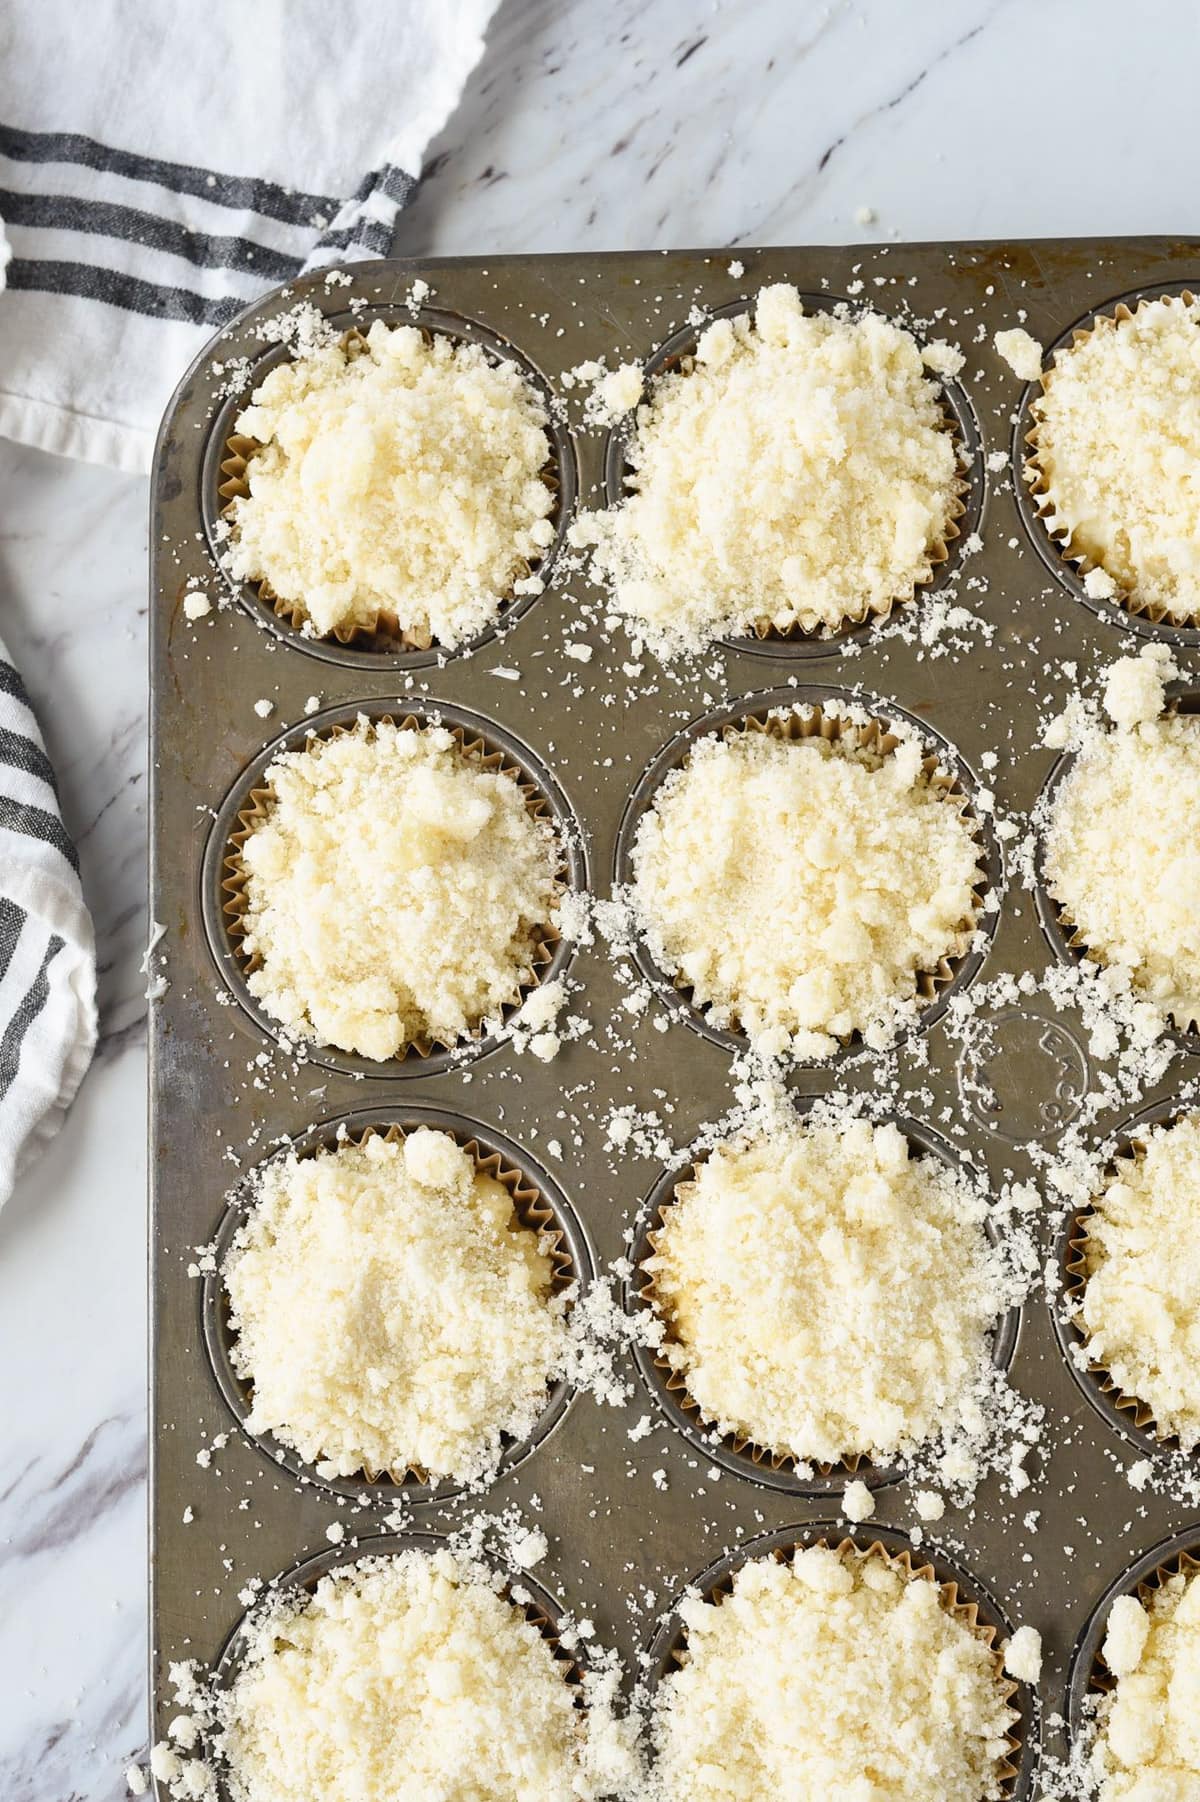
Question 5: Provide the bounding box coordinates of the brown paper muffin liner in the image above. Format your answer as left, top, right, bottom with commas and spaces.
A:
219, 325, 561, 652
636, 1162, 871, 1480
1086, 1547, 1200, 1698
1024, 291, 1200, 630
1062, 1123, 1196, 1449
658, 701, 991, 1046
220, 1121, 576, 1490
221, 713, 564, 1063
668, 1536, 1022, 1793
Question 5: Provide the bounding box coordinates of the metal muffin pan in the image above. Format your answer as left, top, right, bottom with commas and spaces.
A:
150, 241, 1200, 1797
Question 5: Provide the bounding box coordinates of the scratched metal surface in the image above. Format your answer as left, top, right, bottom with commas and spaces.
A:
149, 242, 1200, 1796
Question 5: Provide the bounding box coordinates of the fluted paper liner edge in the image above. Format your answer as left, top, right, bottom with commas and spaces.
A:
217, 1121, 576, 1491
1023, 291, 1200, 630
220, 713, 564, 1064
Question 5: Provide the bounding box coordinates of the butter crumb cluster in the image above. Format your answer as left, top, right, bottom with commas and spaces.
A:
239, 719, 562, 1060
651, 1546, 1018, 1802
1031, 295, 1200, 619
645, 1117, 1013, 1470
574, 283, 959, 652
226, 320, 556, 645
630, 712, 982, 1059
223, 1129, 569, 1485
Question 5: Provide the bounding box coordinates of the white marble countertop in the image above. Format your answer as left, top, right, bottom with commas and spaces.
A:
1, 0, 1196, 1794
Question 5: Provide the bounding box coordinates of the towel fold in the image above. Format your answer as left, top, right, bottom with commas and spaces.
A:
0, 644, 96, 1204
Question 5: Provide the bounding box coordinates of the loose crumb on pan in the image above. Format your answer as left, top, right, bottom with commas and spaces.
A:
629, 706, 983, 1060
1029, 294, 1200, 619
643, 1116, 1019, 1478
994, 327, 1043, 382
1092, 1566, 1200, 1798
216, 1550, 635, 1802
224, 320, 556, 646
1042, 648, 1200, 1034
222, 1129, 571, 1485
649, 1545, 1018, 1802
1003, 1624, 1042, 1685
572, 282, 960, 654
237, 717, 564, 1060
1075, 1110, 1200, 1450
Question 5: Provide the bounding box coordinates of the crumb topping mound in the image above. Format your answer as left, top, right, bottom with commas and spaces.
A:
1044, 696, 1200, 1032
630, 713, 982, 1059
580, 283, 959, 653
652, 1545, 1017, 1802
1093, 1564, 1200, 1799
645, 1117, 1009, 1468
223, 1129, 568, 1485
1030, 295, 1200, 620
226, 321, 557, 646
237, 719, 563, 1060
220, 1550, 605, 1802
1078, 1112, 1200, 1450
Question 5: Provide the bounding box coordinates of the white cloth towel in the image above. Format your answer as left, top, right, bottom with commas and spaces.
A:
0, 0, 498, 471
0, 641, 96, 1204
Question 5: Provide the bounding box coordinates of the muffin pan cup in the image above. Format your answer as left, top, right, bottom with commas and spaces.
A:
1017, 285, 1200, 643
643, 1522, 1038, 1801
152, 242, 1200, 1790
1051, 1095, 1200, 1460
601, 293, 985, 656
203, 306, 579, 668
202, 1105, 594, 1504
611, 683, 1002, 1064
625, 1104, 1021, 1496
1033, 683, 1200, 1048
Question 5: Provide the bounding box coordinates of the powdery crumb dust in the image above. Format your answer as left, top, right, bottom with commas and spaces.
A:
239, 718, 563, 1060
1043, 653, 1200, 1034
630, 709, 982, 1060
643, 1116, 1019, 1475
222, 1129, 570, 1485
225, 320, 556, 646
573, 282, 959, 654
1030, 295, 1200, 619
1091, 1569, 1200, 1797
1074, 1110, 1200, 1450
994, 327, 1043, 382
650, 1545, 1018, 1802
217, 1549, 635, 1802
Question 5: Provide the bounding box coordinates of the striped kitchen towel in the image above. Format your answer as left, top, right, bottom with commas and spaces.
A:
0, 0, 498, 472
0, 640, 96, 1205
